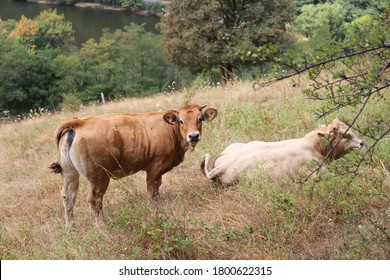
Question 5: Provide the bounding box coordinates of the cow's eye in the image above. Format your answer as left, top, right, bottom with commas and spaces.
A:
179, 119, 184, 125
342, 133, 351, 139
198, 116, 203, 123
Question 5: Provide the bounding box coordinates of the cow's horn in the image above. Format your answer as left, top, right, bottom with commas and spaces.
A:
200, 104, 207, 110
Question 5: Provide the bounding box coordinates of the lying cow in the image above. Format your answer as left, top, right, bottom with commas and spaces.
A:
201, 119, 364, 184
50, 104, 217, 228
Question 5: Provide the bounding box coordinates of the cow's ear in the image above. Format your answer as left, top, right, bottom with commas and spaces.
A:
163, 112, 179, 125
317, 126, 329, 138
202, 108, 218, 121
328, 126, 337, 137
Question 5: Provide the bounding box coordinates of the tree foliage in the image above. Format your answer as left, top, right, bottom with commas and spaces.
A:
255, 10, 389, 175
120, 0, 144, 9
292, 2, 346, 40
34, 9, 75, 50
6, 9, 74, 50
246, 9, 389, 245
0, 40, 61, 114
1, 1, 387, 119
0, 10, 74, 115
1, 11, 179, 115
157, 0, 295, 82
54, 24, 181, 103
289, 0, 387, 42
8, 16, 39, 43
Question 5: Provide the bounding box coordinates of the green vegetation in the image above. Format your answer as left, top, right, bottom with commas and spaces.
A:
252, 8, 389, 177
0, 9, 187, 115
56, 23, 181, 103
0, 1, 388, 259
0, 41, 62, 115
0, 79, 388, 259
157, 0, 295, 82
120, 0, 161, 12
289, 0, 387, 43
1, 1, 387, 117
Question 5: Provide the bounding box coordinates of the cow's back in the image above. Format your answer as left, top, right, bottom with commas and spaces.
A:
212, 139, 318, 181
59, 113, 182, 180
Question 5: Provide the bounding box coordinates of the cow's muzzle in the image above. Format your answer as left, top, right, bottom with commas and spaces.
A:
188, 132, 200, 145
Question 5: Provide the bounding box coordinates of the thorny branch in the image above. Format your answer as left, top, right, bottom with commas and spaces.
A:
253, 41, 390, 188
252, 21, 390, 244
299, 92, 373, 188
313, 83, 390, 119
254, 42, 389, 90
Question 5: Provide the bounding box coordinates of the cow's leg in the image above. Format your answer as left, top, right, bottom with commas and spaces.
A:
87, 174, 110, 226
61, 170, 80, 229
146, 170, 163, 200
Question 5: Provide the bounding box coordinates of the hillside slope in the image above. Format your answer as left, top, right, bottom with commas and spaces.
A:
0, 79, 389, 259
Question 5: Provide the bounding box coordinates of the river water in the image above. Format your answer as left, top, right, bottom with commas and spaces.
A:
0, 0, 160, 46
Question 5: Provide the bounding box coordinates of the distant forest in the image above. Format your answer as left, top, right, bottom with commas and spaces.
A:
0, 0, 387, 116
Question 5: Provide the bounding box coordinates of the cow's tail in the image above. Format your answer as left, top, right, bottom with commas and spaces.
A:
54, 118, 83, 147
200, 154, 209, 176
49, 162, 62, 174
200, 153, 221, 181
50, 118, 83, 174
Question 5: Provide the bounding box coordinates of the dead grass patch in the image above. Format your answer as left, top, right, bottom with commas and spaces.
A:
0, 79, 388, 259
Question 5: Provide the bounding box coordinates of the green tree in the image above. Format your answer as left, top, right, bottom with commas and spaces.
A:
343, 0, 388, 15
109, 24, 173, 95
257, 9, 390, 246
3, 10, 74, 51
255, 11, 389, 171
294, 0, 327, 14
0, 18, 16, 38
0, 41, 61, 114
76, 35, 117, 102
294, 0, 387, 16
291, 2, 346, 40
60, 24, 178, 103
34, 9, 75, 50
290, 0, 387, 43
53, 53, 83, 96
344, 14, 377, 45
157, 0, 295, 82
120, 0, 144, 9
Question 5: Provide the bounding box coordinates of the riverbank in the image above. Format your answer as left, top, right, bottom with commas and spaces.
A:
77, 2, 164, 16
74, 3, 127, 12
23, 0, 164, 16
2, 0, 160, 45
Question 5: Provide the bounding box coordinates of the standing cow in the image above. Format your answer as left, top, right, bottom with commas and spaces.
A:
201, 119, 364, 184
50, 104, 217, 228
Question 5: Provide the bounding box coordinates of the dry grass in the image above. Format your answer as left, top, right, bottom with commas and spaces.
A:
0, 79, 389, 260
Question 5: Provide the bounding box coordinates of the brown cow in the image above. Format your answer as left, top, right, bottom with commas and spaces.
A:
50, 104, 217, 228
201, 119, 364, 185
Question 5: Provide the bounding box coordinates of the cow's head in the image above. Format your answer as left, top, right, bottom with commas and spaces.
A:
163, 104, 218, 151
317, 119, 364, 159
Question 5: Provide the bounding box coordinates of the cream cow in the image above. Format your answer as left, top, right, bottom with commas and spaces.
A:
201, 119, 364, 184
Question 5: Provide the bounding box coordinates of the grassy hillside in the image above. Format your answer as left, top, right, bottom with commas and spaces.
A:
0, 79, 389, 259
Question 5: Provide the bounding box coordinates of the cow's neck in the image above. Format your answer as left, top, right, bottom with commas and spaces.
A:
304, 131, 329, 160
171, 125, 189, 157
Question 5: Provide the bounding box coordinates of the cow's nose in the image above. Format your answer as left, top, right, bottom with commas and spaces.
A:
360, 141, 364, 147
188, 133, 200, 143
